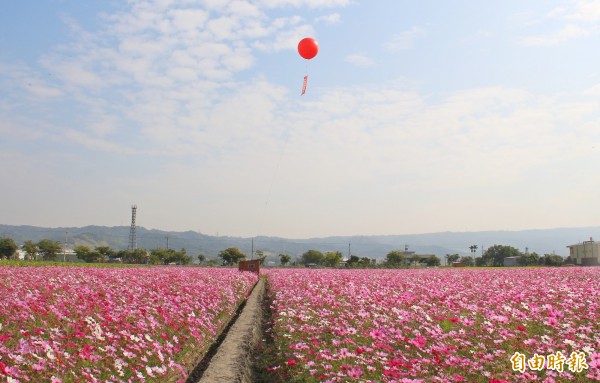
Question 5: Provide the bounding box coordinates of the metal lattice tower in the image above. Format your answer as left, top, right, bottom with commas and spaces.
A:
128, 205, 137, 250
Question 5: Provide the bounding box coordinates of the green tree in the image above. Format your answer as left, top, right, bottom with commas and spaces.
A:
22, 240, 39, 260
150, 248, 191, 265
323, 251, 343, 267
385, 250, 405, 267
197, 253, 206, 264
459, 256, 474, 267
346, 255, 361, 268
541, 253, 564, 266
74, 245, 102, 263
482, 245, 522, 267
74, 245, 91, 262
0, 238, 18, 260
279, 253, 291, 266
425, 255, 441, 267
170, 248, 191, 265
359, 257, 373, 267
446, 254, 460, 265
469, 245, 478, 258
117, 248, 148, 264
519, 252, 540, 266
218, 247, 246, 266
301, 250, 324, 265
206, 259, 219, 267
149, 248, 169, 264
255, 250, 267, 265
37, 239, 62, 261
95, 246, 115, 262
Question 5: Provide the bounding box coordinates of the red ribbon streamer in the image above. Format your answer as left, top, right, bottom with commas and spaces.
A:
301, 75, 308, 95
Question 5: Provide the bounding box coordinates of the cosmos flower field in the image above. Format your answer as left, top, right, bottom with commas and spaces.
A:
0, 266, 258, 383
1, 265, 599, 383
263, 268, 600, 382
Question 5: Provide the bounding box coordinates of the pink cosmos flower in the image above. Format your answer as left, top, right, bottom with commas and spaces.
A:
347, 367, 362, 378
408, 335, 427, 348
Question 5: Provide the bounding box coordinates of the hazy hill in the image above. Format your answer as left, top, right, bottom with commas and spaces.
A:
2, 224, 598, 262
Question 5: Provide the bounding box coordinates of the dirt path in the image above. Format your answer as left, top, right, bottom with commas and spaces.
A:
188, 277, 266, 383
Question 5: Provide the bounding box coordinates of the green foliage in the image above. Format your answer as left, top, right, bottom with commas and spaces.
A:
0, 238, 18, 260
323, 251, 343, 267
346, 255, 360, 267
150, 248, 192, 265
482, 245, 522, 267
385, 250, 405, 267
439, 319, 455, 333
474, 256, 485, 267
74, 245, 99, 263
424, 255, 441, 267
197, 253, 206, 263
301, 249, 324, 265
95, 246, 115, 261
218, 247, 246, 266
279, 253, 291, 266
359, 257, 375, 267
205, 259, 219, 267
446, 254, 460, 264
22, 240, 38, 260
37, 239, 62, 261
541, 253, 564, 266
519, 252, 540, 266
117, 248, 148, 264
460, 256, 474, 267
255, 250, 267, 265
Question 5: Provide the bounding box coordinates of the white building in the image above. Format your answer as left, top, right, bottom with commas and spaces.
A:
566, 238, 600, 266
503, 256, 519, 267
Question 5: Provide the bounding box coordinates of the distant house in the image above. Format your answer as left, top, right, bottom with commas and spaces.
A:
567, 238, 600, 266
503, 256, 519, 267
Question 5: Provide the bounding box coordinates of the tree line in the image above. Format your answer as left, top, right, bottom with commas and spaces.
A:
0, 238, 194, 265
0, 237, 566, 268
463, 244, 565, 267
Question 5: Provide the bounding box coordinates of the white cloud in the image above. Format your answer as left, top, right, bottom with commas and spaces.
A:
3, 1, 600, 236
520, 0, 600, 45
168, 8, 210, 31
521, 23, 593, 46
344, 53, 375, 67
316, 13, 341, 24
384, 26, 427, 52
257, 0, 351, 9
564, 0, 600, 21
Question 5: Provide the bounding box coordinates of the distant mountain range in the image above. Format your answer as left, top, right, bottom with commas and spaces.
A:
1, 224, 598, 262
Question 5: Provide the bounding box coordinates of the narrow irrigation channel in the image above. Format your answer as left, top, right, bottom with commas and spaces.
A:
185, 277, 266, 383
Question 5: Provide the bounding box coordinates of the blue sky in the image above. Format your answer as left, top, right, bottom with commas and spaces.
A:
1, 0, 599, 238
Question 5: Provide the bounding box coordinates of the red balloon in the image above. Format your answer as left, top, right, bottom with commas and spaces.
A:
298, 37, 319, 60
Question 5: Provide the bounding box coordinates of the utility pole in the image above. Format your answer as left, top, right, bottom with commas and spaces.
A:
63, 231, 68, 262
166, 236, 169, 250
251, 238, 254, 259
348, 242, 351, 259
